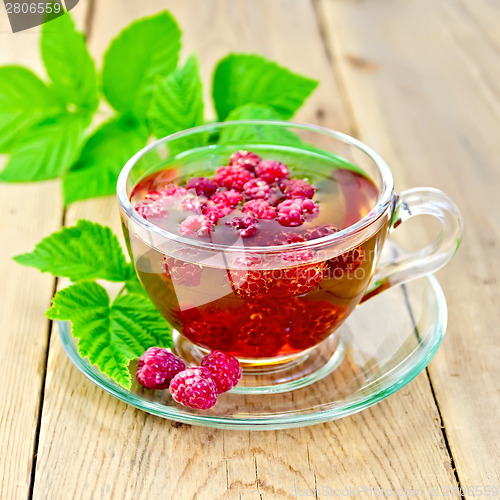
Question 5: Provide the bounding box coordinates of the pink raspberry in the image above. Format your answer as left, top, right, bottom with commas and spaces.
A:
225, 216, 258, 238
214, 165, 253, 191
135, 201, 168, 219
243, 179, 271, 200
185, 177, 218, 197
169, 367, 218, 409
229, 150, 262, 172
159, 184, 188, 197
272, 231, 306, 245
201, 351, 242, 393
231, 268, 274, 299
212, 189, 243, 206
276, 198, 319, 227
280, 178, 316, 199
277, 251, 325, 296
242, 199, 276, 220
255, 160, 289, 184
179, 215, 213, 237
302, 224, 339, 241
325, 247, 365, 278
230, 256, 274, 299
181, 194, 205, 213
136, 347, 186, 390
162, 255, 202, 286
203, 201, 233, 223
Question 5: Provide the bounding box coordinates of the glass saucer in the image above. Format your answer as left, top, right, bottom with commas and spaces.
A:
58, 274, 447, 430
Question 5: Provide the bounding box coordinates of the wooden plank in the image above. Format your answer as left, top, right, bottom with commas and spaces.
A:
0, 4, 89, 499
319, 0, 500, 489
33, 1, 458, 498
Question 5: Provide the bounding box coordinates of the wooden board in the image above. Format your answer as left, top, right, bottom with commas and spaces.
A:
319, 0, 500, 490
29, 1, 462, 498
0, 4, 89, 499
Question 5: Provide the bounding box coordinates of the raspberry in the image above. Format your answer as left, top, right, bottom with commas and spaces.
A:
247, 299, 294, 326
135, 201, 168, 219
229, 150, 262, 172
324, 247, 365, 278
162, 255, 202, 286
181, 307, 235, 352
236, 315, 286, 357
136, 347, 186, 390
230, 262, 274, 299
201, 351, 242, 393
214, 165, 253, 191
185, 177, 218, 197
203, 201, 233, 223
242, 179, 271, 200
276, 198, 319, 227
242, 199, 276, 220
225, 216, 258, 238
179, 215, 213, 237
280, 178, 316, 199
181, 194, 205, 213
272, 231, 306, 245
255, 160, 289, 184
212, 189, 243, 207
169, 367, 218, 409
302, 224, 339, 241
275, 250, 325, 296
288, 301, 346, 349
160, 184, 189, 197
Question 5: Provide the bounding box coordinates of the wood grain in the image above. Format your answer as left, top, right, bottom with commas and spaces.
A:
0, 4, 89, 499
319, 0, 500, 490
29, 0, 463, 498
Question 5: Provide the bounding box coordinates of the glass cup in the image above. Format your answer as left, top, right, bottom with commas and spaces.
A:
117, 121, 463, 393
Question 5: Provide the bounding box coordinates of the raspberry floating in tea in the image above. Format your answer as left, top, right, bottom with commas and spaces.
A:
131, 150, 327, 240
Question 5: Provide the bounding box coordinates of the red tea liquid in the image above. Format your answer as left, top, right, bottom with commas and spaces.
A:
125, 148, 386, 360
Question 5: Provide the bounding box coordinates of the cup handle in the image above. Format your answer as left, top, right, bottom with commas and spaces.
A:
361, 187, 464, 303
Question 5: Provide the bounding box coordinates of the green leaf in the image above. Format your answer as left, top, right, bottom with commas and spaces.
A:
62, 116, 149, 204
219, 104, 303, 146
148, 54, 204, 137
41, 13, 98, 111
47, 281, 173, 388
102, 11, 181, 120
14, 219, 132, 282
0, 113, 86, 182
0, 66, 63, 152
213, 54, 318, 121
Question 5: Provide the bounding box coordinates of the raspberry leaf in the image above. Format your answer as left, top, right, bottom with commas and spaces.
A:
0, 66, 64, 153
0, 113, 87, 182
213, 54, 318, 121
14, 220, 132, 282
62, 116, 149, 205
46, 282, 173, 388
102, 11, 181, 121
148, 54, 205, 139
41, 13, 98, 112
220, 104, 303, 146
